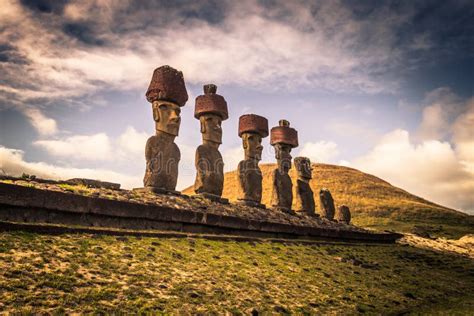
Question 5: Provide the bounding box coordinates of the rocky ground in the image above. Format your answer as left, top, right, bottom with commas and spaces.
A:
400, 233, 474, 259
0, 176, 367, 232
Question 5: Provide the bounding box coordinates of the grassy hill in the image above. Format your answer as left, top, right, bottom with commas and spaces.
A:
1, 231, 473, 314
184, 163, 473, 238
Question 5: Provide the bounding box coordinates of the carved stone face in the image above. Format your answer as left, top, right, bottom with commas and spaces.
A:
242, 133, 263, 161
274, 143, 292, 173
200, 113, 223, 144
152, 100, 181, 136
296, 158, 312, 180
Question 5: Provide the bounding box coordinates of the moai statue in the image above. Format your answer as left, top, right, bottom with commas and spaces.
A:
336, 205, 351, 224
270, 120, 298, 214
294, 157, 317, 216
193, 84, 229, 203
237, 114, 269, 208
141, 65, 188, 194
319, 188, 336, 220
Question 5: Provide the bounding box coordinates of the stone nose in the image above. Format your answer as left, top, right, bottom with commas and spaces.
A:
169, 110, 180, 121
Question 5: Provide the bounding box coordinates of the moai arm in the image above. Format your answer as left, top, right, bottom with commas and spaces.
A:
237, 160, 246, 198
270, 169, 281, 207
144, 136, 160, 173
194, 146, 210, 193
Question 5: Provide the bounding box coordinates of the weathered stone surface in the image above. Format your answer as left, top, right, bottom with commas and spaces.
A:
194, 144, 224, 197
295, 180, 316, 216
335, 205, 351, 224
142, 65, 187, 192
319, 188, 336, 220
294, 157, 316, 216
238, 114, 269, 138
193, 85, 228, 200
238, 159, 263, 204
67, 178, 120, 190
271, 169, 293, 213
143, 133, 180, 191
194, 84, 228, 120
146, 65, 188, 106
270, 120, 298, 213
0, 182, 403, 243
237, 114, 268, 206
270, 120, 298, 148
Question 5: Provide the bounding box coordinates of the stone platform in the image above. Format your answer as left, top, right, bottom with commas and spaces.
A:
0, 180, 402, 243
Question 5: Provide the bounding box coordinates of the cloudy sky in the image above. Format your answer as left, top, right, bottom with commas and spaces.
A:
0, 0, 473, 214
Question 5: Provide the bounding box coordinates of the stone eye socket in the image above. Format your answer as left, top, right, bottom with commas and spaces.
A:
159, 104, 168, 111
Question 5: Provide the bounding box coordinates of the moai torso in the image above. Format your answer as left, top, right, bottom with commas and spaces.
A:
295, 179, 315, 215
294, 157, 316, 215
237, 159, 263, 202
144, 134, 180, 190
194, 144, 224, 196
271, 169, 293, 210
319, 188, 335, 220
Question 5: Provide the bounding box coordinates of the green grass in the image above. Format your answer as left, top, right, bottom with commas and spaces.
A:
0, 231, 473, 314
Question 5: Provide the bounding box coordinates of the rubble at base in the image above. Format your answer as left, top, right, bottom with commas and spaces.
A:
0, 176, 404, 244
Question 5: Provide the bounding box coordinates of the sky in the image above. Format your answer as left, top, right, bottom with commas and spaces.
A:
0, 0, 473, 214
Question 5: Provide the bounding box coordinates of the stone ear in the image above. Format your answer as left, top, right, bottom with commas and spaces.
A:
242, 137, 248, 149
200, 117, 206, 133
152, 104, 160, 122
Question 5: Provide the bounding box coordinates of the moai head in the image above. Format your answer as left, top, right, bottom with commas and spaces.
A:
238, 114, 269, 161
294, 157, 313, 181
195, 84, 228, 145
146, 65, 188, 136
270, 120, 298, 174
336, 205, 351, 224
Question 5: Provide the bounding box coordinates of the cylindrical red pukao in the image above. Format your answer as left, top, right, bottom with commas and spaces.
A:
145, 65, 188, 106
194, 84, 228, 120
238, 114, 269, 138
270, 119, 298, 147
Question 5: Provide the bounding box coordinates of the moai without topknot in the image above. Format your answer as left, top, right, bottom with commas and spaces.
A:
237, 114, 269, 208
294, 157, 317, 216
335, 205, 351, 224
319, 188, 336, 220
193, 84, 229, 203
141, 65, 188, 194
270, 120, 298, 214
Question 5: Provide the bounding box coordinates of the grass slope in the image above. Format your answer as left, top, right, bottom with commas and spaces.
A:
1, 231, 473, 314
183, 163, 473, 238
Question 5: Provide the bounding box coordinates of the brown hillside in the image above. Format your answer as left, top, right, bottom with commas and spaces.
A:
183, 163, 473, 237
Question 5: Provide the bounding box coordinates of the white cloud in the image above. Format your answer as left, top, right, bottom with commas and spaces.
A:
222, 146, 244, 172
298, 141, 339, 163
0, 0, 420, 112
34, 133, 112, 161
21, 108, 58, 136
117, 126, 148, 157
33, 126, 150, 162
416, 87, 464, 141
353, 129, 474, 214
452, 98, 474, 173
0, 146, 140, 188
